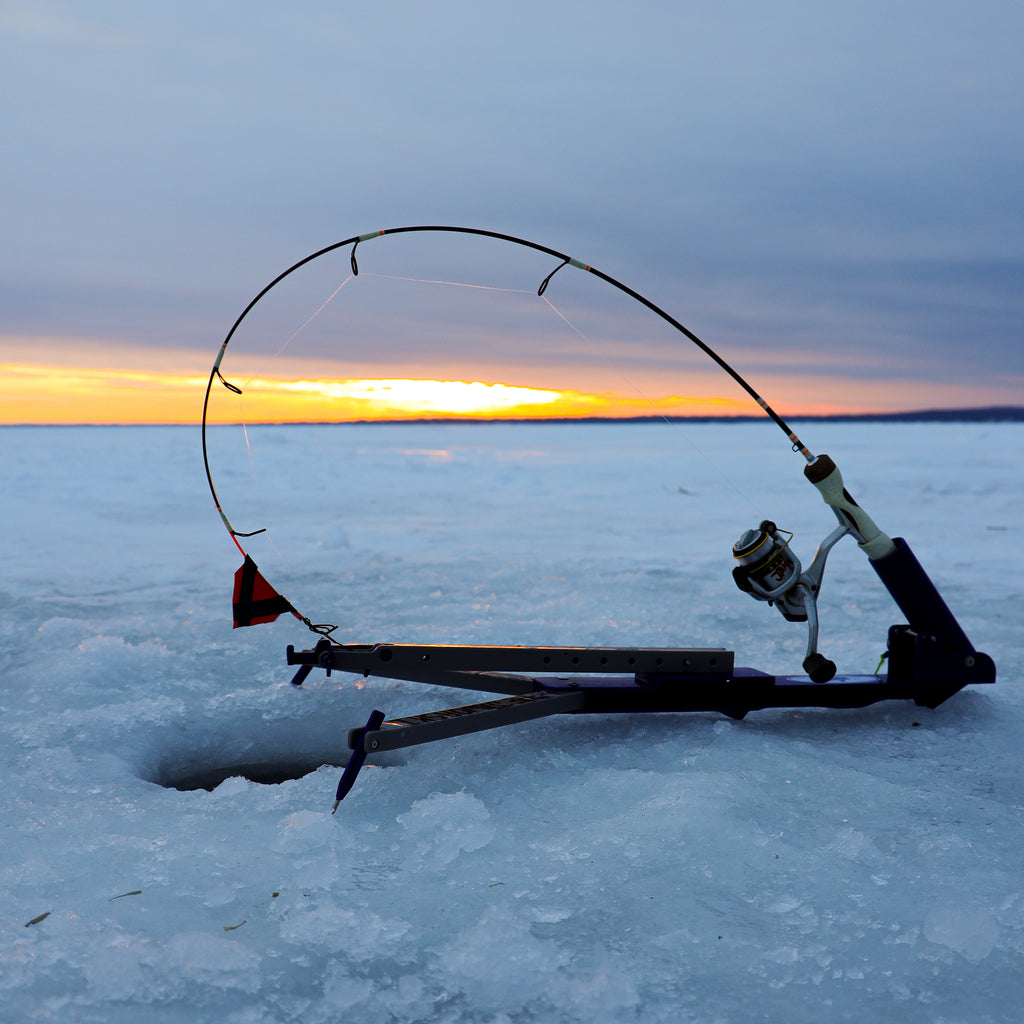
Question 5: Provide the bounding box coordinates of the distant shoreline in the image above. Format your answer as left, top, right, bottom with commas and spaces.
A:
5, 406, 1024, 427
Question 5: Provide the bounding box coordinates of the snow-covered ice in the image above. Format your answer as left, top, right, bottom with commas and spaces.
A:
1, 420, 1022, 1022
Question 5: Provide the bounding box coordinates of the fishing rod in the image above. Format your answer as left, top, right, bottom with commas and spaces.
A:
202, 226, 995, 805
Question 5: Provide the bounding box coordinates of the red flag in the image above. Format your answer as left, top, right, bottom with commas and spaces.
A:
232, 556, 297, 628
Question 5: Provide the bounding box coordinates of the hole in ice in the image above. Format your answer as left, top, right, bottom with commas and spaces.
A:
133, 698, 361, 793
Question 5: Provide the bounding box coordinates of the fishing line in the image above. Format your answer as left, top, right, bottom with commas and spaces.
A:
538, 292, 669, 418
363, 272, 533, 294
277, 275, 355, 355
240, 274, 356, 391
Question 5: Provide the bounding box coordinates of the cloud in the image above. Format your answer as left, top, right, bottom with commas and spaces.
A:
1, 2, 1021, 414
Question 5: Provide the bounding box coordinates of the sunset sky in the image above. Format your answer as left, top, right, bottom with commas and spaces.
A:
2, 2, 1022, 424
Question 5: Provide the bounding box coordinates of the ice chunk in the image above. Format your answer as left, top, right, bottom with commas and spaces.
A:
210, 775, 250, 798
924, 905, 999, 963
396, 791, 495, 868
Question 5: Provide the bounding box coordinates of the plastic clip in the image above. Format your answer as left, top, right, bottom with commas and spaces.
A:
288, 637, 332, 686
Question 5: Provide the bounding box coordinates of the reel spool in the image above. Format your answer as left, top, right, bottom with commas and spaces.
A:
732, 521, 806, 622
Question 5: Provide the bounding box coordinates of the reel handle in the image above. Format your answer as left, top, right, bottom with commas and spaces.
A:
803, 651, 837, 683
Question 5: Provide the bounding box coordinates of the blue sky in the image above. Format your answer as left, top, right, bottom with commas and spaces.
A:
2, 0, 1022, 416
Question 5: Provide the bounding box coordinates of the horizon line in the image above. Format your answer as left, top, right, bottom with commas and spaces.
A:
4, 405, 1024, 428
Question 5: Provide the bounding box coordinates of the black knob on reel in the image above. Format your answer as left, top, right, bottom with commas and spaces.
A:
802, 652, 837, 684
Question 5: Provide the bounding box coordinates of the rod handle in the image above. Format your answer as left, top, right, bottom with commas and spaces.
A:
805, 455, 895, 560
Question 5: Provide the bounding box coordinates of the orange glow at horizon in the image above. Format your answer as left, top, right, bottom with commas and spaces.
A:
0, 364, 763, 424
1, 364, 210, 425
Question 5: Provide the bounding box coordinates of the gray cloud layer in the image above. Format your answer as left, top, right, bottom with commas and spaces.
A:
3, 1, 1021, 406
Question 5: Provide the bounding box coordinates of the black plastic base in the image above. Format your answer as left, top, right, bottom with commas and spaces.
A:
285, 631, 996, 758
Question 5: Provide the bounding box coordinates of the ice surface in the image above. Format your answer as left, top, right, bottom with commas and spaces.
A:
1, 421, 1023, 1022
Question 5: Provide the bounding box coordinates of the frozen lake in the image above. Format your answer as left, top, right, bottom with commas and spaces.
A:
1, 420, 1022, 1022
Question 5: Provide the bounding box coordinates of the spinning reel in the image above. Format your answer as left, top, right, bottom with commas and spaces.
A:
732, 519, 851, 682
